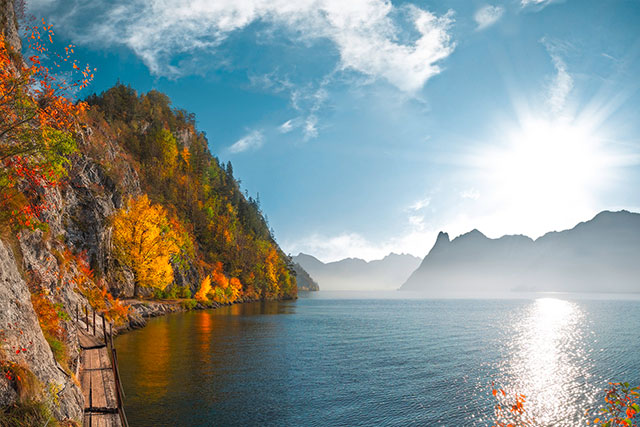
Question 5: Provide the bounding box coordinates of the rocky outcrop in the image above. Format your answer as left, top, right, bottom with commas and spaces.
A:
0, 239, 83, 422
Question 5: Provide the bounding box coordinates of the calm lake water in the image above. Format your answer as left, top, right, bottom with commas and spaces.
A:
116, 292, 640, 426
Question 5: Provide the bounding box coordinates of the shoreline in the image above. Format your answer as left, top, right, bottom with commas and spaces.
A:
115, 295, 297, 336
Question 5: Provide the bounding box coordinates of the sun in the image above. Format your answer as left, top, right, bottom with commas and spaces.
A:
473, 115, 614, 237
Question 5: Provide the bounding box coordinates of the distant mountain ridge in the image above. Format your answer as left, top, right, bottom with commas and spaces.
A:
401, 210, 640, 294
293, 253, 421, 291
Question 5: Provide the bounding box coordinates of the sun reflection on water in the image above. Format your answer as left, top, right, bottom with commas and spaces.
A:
501, 298, 598, 426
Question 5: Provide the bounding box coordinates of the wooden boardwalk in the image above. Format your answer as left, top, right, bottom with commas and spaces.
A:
78, 327, 127, 427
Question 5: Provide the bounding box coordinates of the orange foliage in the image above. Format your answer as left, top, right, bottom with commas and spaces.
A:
64, 249, 131, 325
30, 290, 64, 340
491, 383, 535, 427
201, 262, 242, 304
591, 382, 640, 427
195, 275, 211, 302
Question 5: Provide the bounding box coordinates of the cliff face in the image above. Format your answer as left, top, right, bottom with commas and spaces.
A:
401, 210, 640, 294
0, 240, 84, 420
0, 0, 21, 52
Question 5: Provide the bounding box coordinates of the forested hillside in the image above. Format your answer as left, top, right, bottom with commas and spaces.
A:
83, 85, 297, 301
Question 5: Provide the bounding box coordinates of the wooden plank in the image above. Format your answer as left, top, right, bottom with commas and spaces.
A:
80, 370, 91, 410
91, 369, 107, 408
84, 413, 121, 427
102, 368, 118, 409
86, 349, 96, 370
79, 330, 106, 350
98, 347, 111, 369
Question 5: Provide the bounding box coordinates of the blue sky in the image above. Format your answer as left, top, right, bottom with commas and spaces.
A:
30, 0, 640, 261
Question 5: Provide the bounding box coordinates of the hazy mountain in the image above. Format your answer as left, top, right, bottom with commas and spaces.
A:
292, 263, 320, 291
400, 210, 640, 294
293, 253, 422, 291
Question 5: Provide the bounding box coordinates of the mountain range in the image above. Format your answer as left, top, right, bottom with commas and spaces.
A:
293, 253, 421, 291
401, 210, 640, 294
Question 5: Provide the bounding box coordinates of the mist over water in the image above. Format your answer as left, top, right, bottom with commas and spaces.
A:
116, 292, 640, 426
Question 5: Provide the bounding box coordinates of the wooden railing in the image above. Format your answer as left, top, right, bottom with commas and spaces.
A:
77, 303, 130, 427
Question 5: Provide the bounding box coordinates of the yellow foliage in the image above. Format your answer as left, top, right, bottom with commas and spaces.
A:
229, 278, 242, 302
157, 128, 178, 174
181, 146, 190, 167
112, 194, 179, 297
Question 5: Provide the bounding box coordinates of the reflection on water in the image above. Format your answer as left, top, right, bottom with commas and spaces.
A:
115, 296, 640, 426
501, 298, 598, 425
128, 316, 170, 402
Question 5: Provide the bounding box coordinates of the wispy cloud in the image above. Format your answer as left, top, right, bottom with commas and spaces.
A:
229, 130, 264, 153
303, 115, 318, 140
279, 119, 294, 134
408, 197, 431, 211
543, 39, 574, 114
521, 0, 554, 8
474, 5, 504, 30
39, 1, 455, 94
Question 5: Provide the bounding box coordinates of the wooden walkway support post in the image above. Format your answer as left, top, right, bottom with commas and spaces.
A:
93, 309, 96, 335
102, 315, 107, 347
85, 306, 89, 332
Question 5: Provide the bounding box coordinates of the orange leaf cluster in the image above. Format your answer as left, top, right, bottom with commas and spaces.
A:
491, 383, 535, 427
591, 382, 640, 427
0, 21, 94, 230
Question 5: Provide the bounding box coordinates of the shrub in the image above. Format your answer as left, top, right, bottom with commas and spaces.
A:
43, 334, 69, 374
177, 286, 191, 299
0, 400, 58, 427
181, 299, 197, 310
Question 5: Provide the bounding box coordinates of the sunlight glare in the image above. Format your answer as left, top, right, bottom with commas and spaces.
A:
475, 116, 613, 236
503, 298, 597, 426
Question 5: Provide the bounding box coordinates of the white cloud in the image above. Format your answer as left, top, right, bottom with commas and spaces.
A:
408, 197, 431, 211
229, 130, 264, 153
460, 188, 480, 200
303, 115, 318, 140
286, 229, 435, 262
543, 40, 574, 114
279, 119, 294, 133
521, 0, 550, 6
474, 5, 504, 30
43, 0, 455, 93
521, 0, 560, 9
408, 215, 426, 230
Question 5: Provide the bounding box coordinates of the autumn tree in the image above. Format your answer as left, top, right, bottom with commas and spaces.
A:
111, 194, 181, 297
0, 22, 93, 229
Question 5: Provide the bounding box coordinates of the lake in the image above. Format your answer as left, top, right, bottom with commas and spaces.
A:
116, 292, 640, 426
